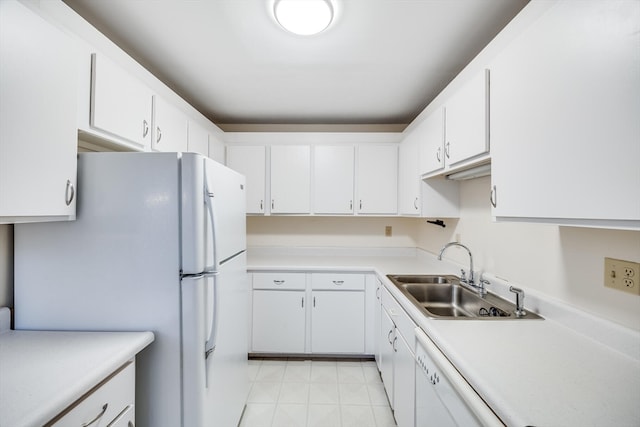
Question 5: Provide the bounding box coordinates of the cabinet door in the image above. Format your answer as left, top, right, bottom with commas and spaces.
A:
252, 290, 305, 353
490, 0, 640, 228
398, 134, 421, 215
393, 332, 415, 427
379, 308, 395, 407
227, 146, 266, 214
91, 53, 152, 149
0, 0, 77, 222
187, 120, 209, 156
419, 108, 446, 175
445, 69, 489, 166
374, 279, 382, 370
270, 145, 311, 214
152, 96, 188, 152
313, 145, 355, 214
357, 145, 398, 215
311, 291, 364, 354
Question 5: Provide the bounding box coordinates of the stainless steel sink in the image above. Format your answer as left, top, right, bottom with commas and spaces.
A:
387, 274, 542, 320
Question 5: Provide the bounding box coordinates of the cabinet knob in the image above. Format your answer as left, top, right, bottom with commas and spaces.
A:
490, 185, 497, 208
65, 179, 75, 206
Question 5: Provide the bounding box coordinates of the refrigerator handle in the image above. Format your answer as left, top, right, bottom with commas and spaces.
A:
203, 166, 219, 272
204, 271, 219, 360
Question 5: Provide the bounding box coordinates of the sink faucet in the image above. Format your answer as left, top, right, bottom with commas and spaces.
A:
437, 242, 486, 296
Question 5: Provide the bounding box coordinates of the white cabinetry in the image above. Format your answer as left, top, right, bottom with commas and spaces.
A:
490, 0, 640, 229
270, 145, 311, 214
398, 134, 421, 216
0, 0, 77, 223
187, 120, 209, 156
313, 145, 355, 214
311, 273, 365, 354
419, 108, 446, 176
379, 286, 416, 427
252, 273, 306, 353
357, 145, 398, 215
227, 146, 267, 214
51, 361, 135, 426
444, 69, 490, 167
91, 53, 153, 150
152, 96, 188, 152
250, 272, 368, 355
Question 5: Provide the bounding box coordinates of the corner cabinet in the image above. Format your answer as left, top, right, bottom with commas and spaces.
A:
490, 0, 640, 229
0, 0, 78, 223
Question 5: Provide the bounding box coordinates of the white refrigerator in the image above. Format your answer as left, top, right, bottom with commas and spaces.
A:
14, 152, 249, 427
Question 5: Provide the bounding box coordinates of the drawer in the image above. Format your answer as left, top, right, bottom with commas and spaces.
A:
253, 272, 306, 290
311, 273, 365, 291
382, 286, 416, 346
49, 361, 135, 426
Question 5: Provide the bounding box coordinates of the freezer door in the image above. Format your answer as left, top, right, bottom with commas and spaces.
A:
181, 153, 246, 274
181, 252, 249, 427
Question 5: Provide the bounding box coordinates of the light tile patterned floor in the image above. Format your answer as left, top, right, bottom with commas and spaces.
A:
240, 359, 398, 427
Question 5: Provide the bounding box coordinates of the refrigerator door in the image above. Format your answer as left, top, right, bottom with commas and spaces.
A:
181, 153, 246, 275
181, 252, 249, 427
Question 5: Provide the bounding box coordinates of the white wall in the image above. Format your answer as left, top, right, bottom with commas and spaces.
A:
0, 224, 13, 309
417, 176, 640, 331
247, 216, 418, 248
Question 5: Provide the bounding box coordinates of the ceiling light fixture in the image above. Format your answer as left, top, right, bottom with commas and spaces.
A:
274, 0, 334, 36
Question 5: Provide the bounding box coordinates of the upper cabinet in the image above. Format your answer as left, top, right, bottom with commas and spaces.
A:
152, 96, 188, 152
357, 145, 398, 215
227, 145, 266, 214
187, 120, 209, 157
90, 53, 153, 150
314, 145, 355, 215
444, 69, 490, 167
419, 108, 446, 176
270, 145, 311, 214
490, 0, 640, 229
0, 0, 78, 223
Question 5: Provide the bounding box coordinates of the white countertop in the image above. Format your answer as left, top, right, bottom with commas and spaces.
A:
0, 307, 154, 427
248, 246, 640, 426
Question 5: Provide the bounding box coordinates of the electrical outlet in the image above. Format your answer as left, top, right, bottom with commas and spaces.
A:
385, 226, 392, 237
604, 257, 640, 295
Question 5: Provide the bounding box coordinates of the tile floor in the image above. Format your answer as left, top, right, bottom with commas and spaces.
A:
240, 358, 398, 427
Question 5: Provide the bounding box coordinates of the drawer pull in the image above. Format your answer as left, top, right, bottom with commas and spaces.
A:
332, 280, 344, 286
81, 403, 108, 427
273, 280, 285, 285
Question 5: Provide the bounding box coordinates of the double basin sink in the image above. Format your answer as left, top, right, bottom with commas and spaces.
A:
387, 274, 542, 320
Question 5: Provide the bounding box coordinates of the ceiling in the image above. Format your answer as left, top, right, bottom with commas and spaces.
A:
63, 0, 529, 129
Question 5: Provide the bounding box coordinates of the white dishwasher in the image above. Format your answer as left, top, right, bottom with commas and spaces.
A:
414, 328, 504, 427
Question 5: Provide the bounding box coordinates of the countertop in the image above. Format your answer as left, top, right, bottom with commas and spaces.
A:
0, 307, 154, 427
247, 246, 640, 426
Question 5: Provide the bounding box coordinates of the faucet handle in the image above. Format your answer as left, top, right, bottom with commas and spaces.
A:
509, 286, 526, 317
459, 269, 467, 282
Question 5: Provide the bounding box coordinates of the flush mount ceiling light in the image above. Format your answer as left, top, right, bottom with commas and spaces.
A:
274, 0, 334, 36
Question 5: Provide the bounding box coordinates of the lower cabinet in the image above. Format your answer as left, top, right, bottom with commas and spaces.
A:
252, 289, 306, 353
250, 272, 366, 355
50, 361, 135, 426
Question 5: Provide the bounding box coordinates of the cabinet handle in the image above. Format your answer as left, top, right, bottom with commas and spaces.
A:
81, 403, 108, 427
445, 142, 450, 159
393, 336, 398, 352
271, 199, 275, 210
156, 126, 162, 143
387, 329, 394, 345
128, 422, 135, 427
436, 146, 441, 163
313, 296, 316, 307
273, 280, 285, 285
376, 286, 380, 300
359, 200, 363, 210
414, 197, 419, 210
143, 119, 149, 138
349, 200, 353, 211
332, 280, 344, 286
490, 185, 497, 208
65, 179, 75, 206
260, 200, 263, 211
301, 297, 304, 308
